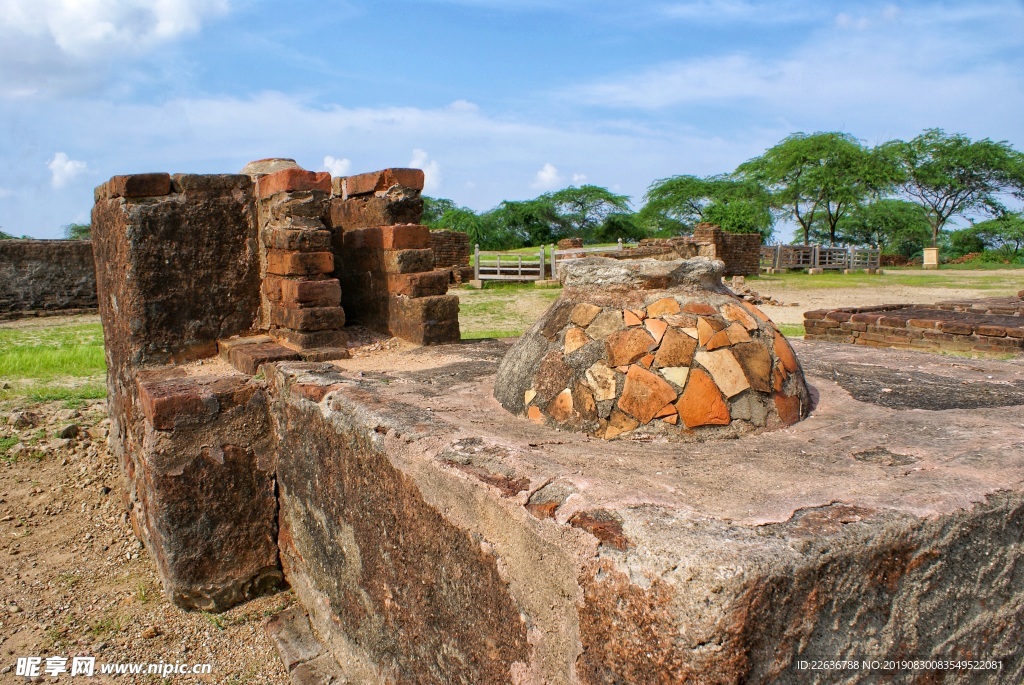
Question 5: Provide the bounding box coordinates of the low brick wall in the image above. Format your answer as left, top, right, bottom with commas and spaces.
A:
636, 225, 761, 276
804, 302, 1024, 355
429, 229, 473, 284
0, 239, 97, 313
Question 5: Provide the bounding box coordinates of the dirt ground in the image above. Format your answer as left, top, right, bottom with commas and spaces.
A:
1, 268, 1022, 682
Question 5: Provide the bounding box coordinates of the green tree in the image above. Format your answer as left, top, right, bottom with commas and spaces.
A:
0, 228, 13, 239
63, 223, 91, 240
737, 132, 898, 245
484, 198, 561, 247
832, 199, 931, 254
594, 212, 647, 243
643, 174, 773, 240
421, 196, 459, 226
881, 129, 1024, 247
971, 212, 1024, 257
541, 185, 630, 242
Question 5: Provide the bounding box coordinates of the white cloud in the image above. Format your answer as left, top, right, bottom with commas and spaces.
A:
0, 0, 230, 97
322, 155, 351, 177
47, 152, 87, 188
658, 0, 819, 23
531, 162, 563, 190
409, 148, 442, 193
572, 173, 588, 184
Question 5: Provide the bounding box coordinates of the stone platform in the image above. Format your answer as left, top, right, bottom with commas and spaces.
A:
265, 338, 1024, 683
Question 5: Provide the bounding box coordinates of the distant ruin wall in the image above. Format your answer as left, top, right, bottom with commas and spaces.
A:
429, 229, 473, 284
638, 224, 761, 277
0, 239, 97, 313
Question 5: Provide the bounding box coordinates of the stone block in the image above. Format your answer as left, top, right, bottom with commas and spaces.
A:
171, 174, 250, 194
939, 321, 973, 335
329, 195, 423, 230
383, 248, 435, 274
229, 343, 301, 375
340, 227, 385, 251
106, 173, 172, 199
389, 318, 461, 345
218, 334, 274, 361
386, 270, 449, 298
341, 168, 425, 197
381, 224, 431, 250
264, 277, 341, 307
257, 169, 331, 199
266, 250, 334, 277
261, 227, 333, 251
387, 294, 460, 324
270, 327, 349, 350
617, 365, 677, 424
269, 305, 346, 331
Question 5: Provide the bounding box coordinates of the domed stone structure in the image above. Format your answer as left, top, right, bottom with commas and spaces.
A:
495, 257, 811, 440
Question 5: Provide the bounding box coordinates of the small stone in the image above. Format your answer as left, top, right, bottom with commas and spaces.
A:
647, 297, 681, 317
724, 323, 751, 345
571, 303, 603, 327
638, 354, 654, 369
59, 424, 80, 439
644, 318, 668, 345
623, 310, 644, 327
618, 365, 678, 424
721, 302, 760, 331
9, 411, 38, 428
99, 486, 112, 495
694, 349, 750, 398
604, 409, 640, 439
773, 333, 800, 374
654, 328, 698, 368
527, 406, 544, 424
564, 327, 591, 355
606, 328, 656, 366
141, 626, 160, 639
524, 389, 537, 406
660, 366, 690, 388
705, 329, 733, 351
774, 392, 802, 425
683, 302, 718, 316
574, 381, 598, 419
8, 604, 21, 613
586, 310, 625, 339
547, 389, 575, 422
731, 343, 773, 393
697, 317, 727, 346
654, 403, 677, 419
662, 413, 679, 425
585, 363, 618, 401
675, 369, 731, 427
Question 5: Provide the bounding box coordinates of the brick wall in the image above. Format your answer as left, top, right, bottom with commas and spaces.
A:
429, 230, 473, 284
0, 239, 97, 313
637, 224, 761, 276
804, 303, 1024, 356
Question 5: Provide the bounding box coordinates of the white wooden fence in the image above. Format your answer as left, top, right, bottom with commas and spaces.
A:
472, 239, 626, 283
760, 245, 881, 272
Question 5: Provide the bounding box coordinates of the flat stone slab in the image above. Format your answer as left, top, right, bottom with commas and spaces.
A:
268, 339, 1024, 682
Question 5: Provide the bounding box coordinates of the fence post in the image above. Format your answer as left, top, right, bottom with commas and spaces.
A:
540, 246, 546, 281
774, 245, 780, 269
548, 244, 555, 278
474, 244, 480, 281
617, 238, 623, 251
811, 245, 820, 269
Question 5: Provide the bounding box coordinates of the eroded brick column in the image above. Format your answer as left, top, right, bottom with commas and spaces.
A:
330, 168, 461, 344
256, 169, 348, 350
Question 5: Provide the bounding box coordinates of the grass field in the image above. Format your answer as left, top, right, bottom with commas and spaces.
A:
751, 269, 1023, 291
0, 322, 106, 406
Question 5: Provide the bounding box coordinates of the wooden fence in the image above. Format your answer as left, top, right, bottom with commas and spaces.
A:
472, 240, 625, 283
760, 245, 881, 272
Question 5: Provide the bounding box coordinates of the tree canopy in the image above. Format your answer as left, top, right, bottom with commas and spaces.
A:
880, 129, 1024, 247
737, 132, 898, 246
643, 174, 773, 240
540, 185, 630, 242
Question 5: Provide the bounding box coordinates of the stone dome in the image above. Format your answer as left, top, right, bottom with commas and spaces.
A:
494, 257, 811, 440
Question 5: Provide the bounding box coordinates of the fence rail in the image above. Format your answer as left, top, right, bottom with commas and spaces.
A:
760, 245, 881, 272
550, 239, 624, 278
473, 246, 547, 282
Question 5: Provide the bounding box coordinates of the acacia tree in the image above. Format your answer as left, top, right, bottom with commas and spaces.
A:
881, 129, 1024, 247
971, 211, 1024, 256
737, 132, 897, 245
541, 185, 630, 242
642, 174, 773, 240
831, 199, 931, 255
484, 198, 562, 247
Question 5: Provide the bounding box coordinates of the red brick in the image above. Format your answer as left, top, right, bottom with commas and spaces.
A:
229, 343, 301, 375
382, 248, 435, 274
386, 270, 449, 297
261, 227, 332, 251
804, 309, 828, 320
343, 168, 425, 197
1006, 328, 1024, 339
270, 328, 348, 350
682, 302, 717, 316
825, 311, 853, 322
329, 195, 423, 230
605, 328, 656, 366
906, 319, 938, 329
266, 250, 333, 276
388, 318, 461, 345
878, 315, 908, 328
257, 169, 331, 199
269, 305, 346, 331
850, 313, 883, 324
974, 325, 1006, 337
107, 173, 172, 198
381, 224, 431, 250
774, 392, 801, 425
938, 321, 973, 335
276, 278, 342, 307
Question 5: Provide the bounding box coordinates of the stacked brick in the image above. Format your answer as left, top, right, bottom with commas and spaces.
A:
429, 229, 473, 284
636, 223, 761, 276
330, 168, 460, 344
804, 304, 1024, 355
256, 168, 347, 350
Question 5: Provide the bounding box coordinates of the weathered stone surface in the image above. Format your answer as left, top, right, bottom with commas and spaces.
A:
560, 256, 724, 292
585, 310, 624, 339
341, 168, 425, 197
563, 326, 590, 354
386, 270, 449, 298
230, 342, 302, 375
329, 194, 423, 230
585, 362, 618, 401
730, 342, 773, 393
240, 158, 300, 177
0, 240, 97, 313
257, 169, 332, 199
570, 303, 602, 327
653, 327, 697, 368
382, 248, 435, 274
261, 227, 333, 252
266, 250, 334, 277
618, 365, 678, 424
605, 328, 655, 366
676, 368, 731, 427
646, 296, 681, 317
106, 173, 172, 199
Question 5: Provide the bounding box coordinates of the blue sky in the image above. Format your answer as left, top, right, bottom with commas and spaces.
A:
1, 0, 1022, 238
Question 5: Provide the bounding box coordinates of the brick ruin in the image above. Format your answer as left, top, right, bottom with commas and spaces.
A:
89, 162, 1024, 683
633, 223, 762, 277
804, 292, 1024, 355
496, 258, 810, 439
0, 239, 97, 317
429, 228, 474, 284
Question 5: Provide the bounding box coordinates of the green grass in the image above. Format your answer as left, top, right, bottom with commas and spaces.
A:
0, 323, 105, 379
778, 323, 805, 338
751, 269, 1024, 291
26, 384, 106, 403
462, 329, 524, 340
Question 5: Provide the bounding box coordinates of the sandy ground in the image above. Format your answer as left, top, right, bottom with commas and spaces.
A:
1, 268, 1021, 682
